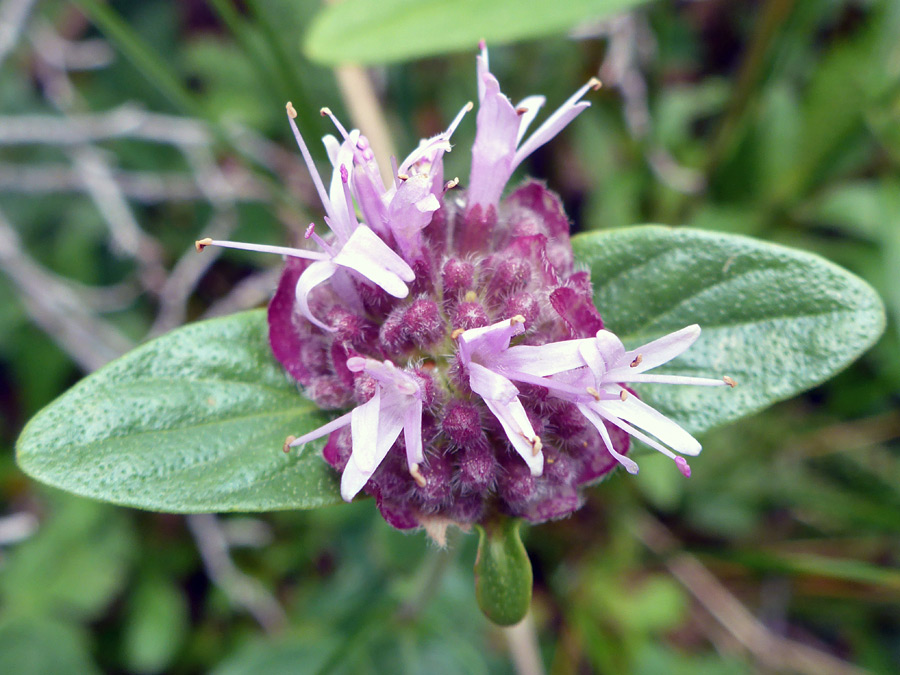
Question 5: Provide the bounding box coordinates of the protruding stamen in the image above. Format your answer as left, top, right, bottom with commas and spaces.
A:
319, 107, 351, 141
464, 290, 478, 302
283, 435, 297, 453
531, 435, 543, 456
588, 77, 602, 91
451, 328, 465, 340
286, 109, 335, 224
438, 101, 472, 141
338, 166, 359, 230
285, 101, 297, 119
630, 354, 643, 368
397, 173, 409, 181
409, 463, 427, 487
586, 387, 601, 401
723, 375, 737, 388
675, 456, 691, 478
516, 106, 528, 115
619, 389, 628, 401
444, 177, 460, 191
303, 225, 334, 255
190, 237, 327, 260
510, 314, 526, 325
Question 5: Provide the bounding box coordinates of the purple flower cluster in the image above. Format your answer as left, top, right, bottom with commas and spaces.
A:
197, 45, 732, 531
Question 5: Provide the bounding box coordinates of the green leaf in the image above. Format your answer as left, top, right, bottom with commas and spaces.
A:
572, 226, 885, 434
0, 496, 133, 620
122, 574, 188, 673
304, 0, 652, 65
16, 311, 342, 512
211, 635, 337, 675
0, 618, 101, 675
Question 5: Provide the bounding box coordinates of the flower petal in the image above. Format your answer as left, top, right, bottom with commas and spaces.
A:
468, 363, 543, 476
498, 338, 593, 376
593, 330, 627, 371
457, 317, 525, 366
616, 324, 701, 374
294, 260, 338, 331
515, 95, 546, 145
342, 388, 406, 501
598, 394, 702, 456
388, 173, 439, 258
512, 77, 598, 171
403, 398, 424, 467
349, 388, 383, 474
333, 225, 415, 297
467, 69, 520, 211
577, 404, 639, 474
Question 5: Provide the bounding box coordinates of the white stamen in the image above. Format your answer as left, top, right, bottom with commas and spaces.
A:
194, 238, 327, 261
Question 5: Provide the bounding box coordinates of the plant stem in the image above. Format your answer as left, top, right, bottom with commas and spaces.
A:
504, 612, 545, 675
705, 0, 797, 176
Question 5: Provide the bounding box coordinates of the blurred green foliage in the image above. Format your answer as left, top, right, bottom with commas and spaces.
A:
1, 0, 898, 673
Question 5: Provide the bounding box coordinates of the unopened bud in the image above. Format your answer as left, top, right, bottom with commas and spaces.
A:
474, 517, 533, 626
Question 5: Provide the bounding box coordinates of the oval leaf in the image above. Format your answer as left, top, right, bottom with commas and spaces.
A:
16, 311, 342, 512
304, 0, 652, 65
572, 226, 885, 433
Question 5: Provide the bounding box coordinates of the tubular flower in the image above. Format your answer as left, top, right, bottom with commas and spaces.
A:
195, 101, 470, 330
198, 46, 732, 530
285, 357, 426, 502
456, 316, 543, 477
476, 324, 735, 477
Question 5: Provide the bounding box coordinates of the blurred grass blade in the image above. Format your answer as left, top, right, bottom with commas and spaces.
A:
304, 0, 653, 65
72, 0, 202, 117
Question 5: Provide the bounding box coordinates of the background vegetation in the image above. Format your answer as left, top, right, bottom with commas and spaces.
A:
1, 0, 898, 672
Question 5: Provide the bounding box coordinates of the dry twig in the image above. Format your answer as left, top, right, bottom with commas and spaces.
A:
186, 514, 287, 634
634, 512, 866, 675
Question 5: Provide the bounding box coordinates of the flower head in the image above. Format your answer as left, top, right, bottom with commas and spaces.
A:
197, 45, 733, 531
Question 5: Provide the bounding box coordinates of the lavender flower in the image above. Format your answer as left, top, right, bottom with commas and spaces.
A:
196, 46, 732, 531
456, 316, 543, 477
284, 357, 426, 502
467, 323, 736, 478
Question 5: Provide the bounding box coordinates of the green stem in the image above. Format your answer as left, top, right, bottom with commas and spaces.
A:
73, 0, 312, 218
73, 0, 202, 117
206, 0, 284, 97
243, 0, 323, 146
705, 0, 797, 176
